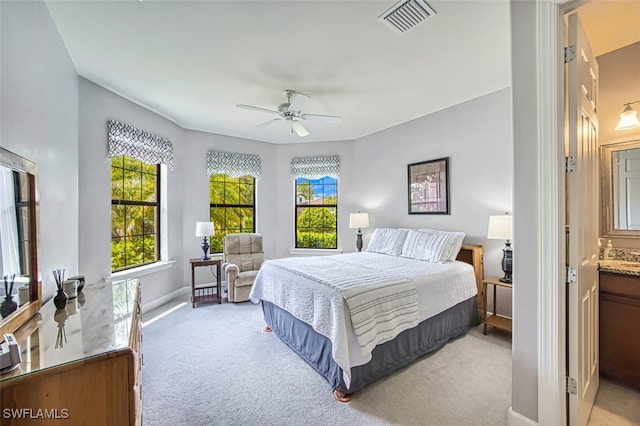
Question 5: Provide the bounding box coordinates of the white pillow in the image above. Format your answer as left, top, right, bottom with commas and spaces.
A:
366, 228, 409, 256
401, 229, 465, 262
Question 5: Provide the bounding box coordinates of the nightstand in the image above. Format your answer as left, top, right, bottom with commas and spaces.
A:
482, 276, 513, 334
190, 255, 223, 307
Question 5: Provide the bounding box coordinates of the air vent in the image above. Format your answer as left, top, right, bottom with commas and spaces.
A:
378, 0, 436, 35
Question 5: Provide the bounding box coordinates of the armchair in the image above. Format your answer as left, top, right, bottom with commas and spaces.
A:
223, 233, 264, 302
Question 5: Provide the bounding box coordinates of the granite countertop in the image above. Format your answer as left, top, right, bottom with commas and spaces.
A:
598, 259, 640, 276
598, 247, 640, 276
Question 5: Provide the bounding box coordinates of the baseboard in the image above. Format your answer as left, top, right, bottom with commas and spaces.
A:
508, 407, 537, 426
141, 286, 190, 313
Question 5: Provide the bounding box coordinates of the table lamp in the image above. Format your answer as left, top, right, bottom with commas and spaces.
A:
487, 214, 513, 283
195, 221, 214, 260
349, 212, 370, 252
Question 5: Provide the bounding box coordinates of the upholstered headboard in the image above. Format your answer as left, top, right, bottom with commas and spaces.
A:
456, 244, 484, 316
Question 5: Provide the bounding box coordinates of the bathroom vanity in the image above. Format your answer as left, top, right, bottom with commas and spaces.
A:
598, 255, 640, 391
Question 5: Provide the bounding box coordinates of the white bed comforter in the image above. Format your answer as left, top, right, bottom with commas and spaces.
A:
249, 252, 477, 386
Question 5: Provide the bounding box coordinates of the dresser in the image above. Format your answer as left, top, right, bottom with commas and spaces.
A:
0, 279, 142, 425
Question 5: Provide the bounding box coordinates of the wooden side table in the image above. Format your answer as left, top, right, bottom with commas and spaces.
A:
482, 276, 513, 334
190, 255, 223, 307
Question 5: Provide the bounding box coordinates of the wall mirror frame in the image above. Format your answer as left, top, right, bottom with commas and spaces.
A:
600, 139, 640, 239
0, 147, 41, 336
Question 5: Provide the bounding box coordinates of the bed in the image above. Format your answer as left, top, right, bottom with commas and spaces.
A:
249, 228, 484, 401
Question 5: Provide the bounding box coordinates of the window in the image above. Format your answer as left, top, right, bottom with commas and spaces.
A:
290, 155, 340, 249
209, 174, 255, 253
107, 120, 173, 272
111, 156, 160, 271
207, 151, 261, 252
295, 176, 338, 249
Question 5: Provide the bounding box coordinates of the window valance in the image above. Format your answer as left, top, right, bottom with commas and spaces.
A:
107, 120, 174, 170
290, 155, 340, 180
207, 151, 262, 180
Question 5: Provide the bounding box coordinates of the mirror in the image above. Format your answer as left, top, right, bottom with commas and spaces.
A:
0, 147, 41, 336
601, 139, 640, 238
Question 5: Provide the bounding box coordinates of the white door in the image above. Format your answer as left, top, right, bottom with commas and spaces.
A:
566, 12, 599, 426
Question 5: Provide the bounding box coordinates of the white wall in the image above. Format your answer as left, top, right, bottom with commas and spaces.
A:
2, 0, 515, 347
1, 1, 79, 302
78, 78, 186, 305
355, 88, 514, 315
181, 130, 277, 286
173, 90, 513, 300
274, 140, 357, 258
597, 42, 640, 148
510, 1, 540, 421
598, 42, 640, 250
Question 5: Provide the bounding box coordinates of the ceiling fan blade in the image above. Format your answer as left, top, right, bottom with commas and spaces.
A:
256, 118, 281, 128
236, 104, 279, 115
291, 121, 309, 137
300, 113, 342, 124
288, 92, 311, 112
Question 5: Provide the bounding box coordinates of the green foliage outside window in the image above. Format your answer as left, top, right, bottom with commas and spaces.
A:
209, 174, 255, 253
295, 177, 337, 249
111, 156, 159, 271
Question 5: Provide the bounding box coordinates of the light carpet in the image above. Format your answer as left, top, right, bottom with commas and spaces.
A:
141, 297, 512, 426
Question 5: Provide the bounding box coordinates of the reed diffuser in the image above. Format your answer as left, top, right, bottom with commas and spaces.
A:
1, 274, 17, 318
53, 268, 68, 309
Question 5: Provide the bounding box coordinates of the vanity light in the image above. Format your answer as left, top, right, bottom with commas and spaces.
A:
615, 101, 640, 131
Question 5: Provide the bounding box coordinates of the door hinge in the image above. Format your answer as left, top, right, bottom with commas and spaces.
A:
566, 266, 577, 284
565, 156, 576, 173
565, 45, 576, 63
566, 376, 577, 394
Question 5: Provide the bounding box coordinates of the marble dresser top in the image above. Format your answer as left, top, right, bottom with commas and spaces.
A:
0, 279, 139, 382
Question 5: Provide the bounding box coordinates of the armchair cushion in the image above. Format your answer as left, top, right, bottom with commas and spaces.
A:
235, 270, 259, 288
224, 234, 264, 272
223, 233, 264, 302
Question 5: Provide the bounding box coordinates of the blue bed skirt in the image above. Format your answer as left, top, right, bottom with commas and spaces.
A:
262, 297, 479, 394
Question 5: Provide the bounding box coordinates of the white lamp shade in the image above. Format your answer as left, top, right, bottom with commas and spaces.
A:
349, 213, 370, 229
615, 106, 640, 131
487, 215, 512, 240
195, 221, 214, 237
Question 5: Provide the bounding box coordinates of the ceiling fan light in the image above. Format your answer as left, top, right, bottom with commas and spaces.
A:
615, 105, 640, 131
291, 121, 309, 137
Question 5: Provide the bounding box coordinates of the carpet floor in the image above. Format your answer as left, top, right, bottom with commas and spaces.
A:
141, 296, 512, 426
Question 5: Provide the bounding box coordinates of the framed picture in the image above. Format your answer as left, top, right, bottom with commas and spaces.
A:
407, 157, 449, 214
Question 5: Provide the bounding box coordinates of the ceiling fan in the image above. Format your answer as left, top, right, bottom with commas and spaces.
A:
236, 89, 341, 137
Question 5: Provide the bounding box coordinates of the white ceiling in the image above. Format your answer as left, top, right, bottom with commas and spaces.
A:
44, 0, 639, 144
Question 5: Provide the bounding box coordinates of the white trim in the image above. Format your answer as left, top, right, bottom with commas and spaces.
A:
508, 407, 538, 426
107, 260, 175, 281
537, 1, 571, 425
160, 164, 169, 261
288, 248, 344, 256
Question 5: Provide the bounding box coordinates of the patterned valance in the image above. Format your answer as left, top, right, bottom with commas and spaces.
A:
207, 151, 261, 180
290, 155, 340, 180
107, 120, 174, 170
